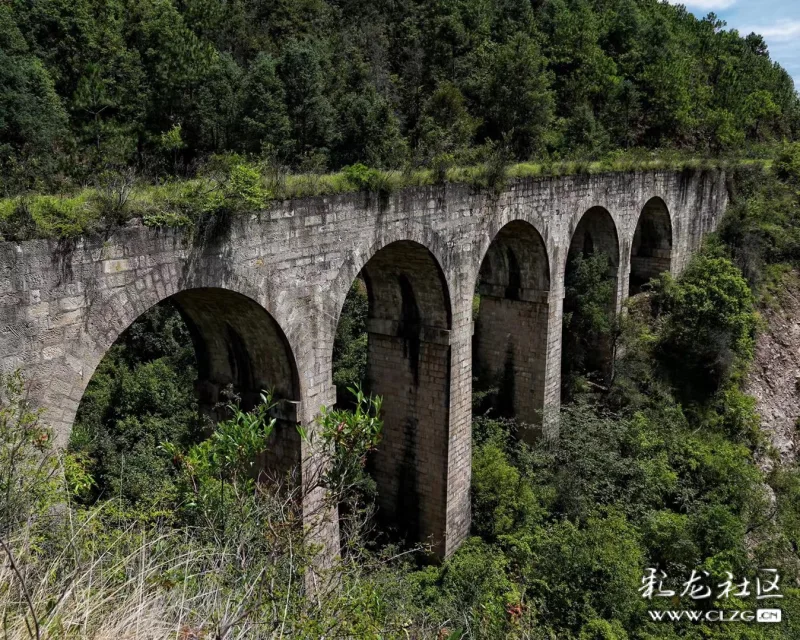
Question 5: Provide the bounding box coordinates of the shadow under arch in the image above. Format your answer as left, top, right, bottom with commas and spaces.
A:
473, 220, 550, 434
562, 206, 620, 398
630, 197, 673, 295
331, 239, 452, 556
77, 286, 302, 485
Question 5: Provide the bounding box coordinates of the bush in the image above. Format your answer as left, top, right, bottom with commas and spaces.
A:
654, 255, 757, 398
0, 371, 58, 536
531, 511, 645, 633
163, 392, 278, 532
439, 538, 520, 638
579, 618, 629, 640
472, 437, 541, 539
342, 163, 386, 192
430, 152, 455, 184
223, 163, 269, 211
315, 386, 382, 541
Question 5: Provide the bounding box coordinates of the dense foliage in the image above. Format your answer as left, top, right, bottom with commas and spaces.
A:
1, 0, 798, 195
70, 301, 203, 506
561, 251, 618, 397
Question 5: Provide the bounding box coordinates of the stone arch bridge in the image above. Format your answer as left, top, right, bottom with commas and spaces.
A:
0, 169, 727, 559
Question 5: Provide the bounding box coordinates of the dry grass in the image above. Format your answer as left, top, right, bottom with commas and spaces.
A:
0, 493, 307, 639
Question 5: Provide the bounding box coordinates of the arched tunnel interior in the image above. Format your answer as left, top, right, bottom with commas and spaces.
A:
562, 207, 620, 398
333, 240, 452, 555
630, 197, 673, 295
173, 289, 301, 480
473, 221, 550, 432
73, 288, 301, 504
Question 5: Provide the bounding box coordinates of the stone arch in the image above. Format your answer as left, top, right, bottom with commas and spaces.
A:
76, 285, 302, 480
473, 221, 550, 431
567, 206, 620, 275
327, 226, 453, 336
562, 206, 620, 396
630, 197, 673, 295
566, 206, 621, 308
334, 239, 452, 555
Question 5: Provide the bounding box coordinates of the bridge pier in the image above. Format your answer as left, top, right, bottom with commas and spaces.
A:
474, 288, 550, 436
367, 324, 451, 555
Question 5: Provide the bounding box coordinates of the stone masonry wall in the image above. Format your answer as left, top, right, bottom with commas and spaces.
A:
0, 169, 729, 561
474, 295, 549, 432
367, 333, 450, 556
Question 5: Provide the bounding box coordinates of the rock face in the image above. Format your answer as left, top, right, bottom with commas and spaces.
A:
746, 273, 800, 470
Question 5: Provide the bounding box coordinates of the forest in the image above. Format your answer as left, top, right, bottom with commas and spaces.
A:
2, 0, 800, 638
2, 0, 799, 195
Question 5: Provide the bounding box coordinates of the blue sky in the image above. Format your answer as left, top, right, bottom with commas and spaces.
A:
671, 0, 800, 90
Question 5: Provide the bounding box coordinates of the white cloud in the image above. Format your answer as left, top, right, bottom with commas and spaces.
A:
740, 20, 800, 40
668, 0, 738, 10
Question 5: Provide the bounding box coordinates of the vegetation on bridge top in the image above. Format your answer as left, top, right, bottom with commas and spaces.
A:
0, 148, 774, 241
3, 0, 800, 635
3, 0, 798, 240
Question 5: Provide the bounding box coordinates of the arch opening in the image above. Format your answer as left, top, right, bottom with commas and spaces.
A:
562, 207, 620, 400
473, 221, 550, 433
630, 197, 673, 295
72, 288, 301, 505
331, 240, 452, 556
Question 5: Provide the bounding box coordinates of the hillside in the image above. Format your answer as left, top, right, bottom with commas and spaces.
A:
746, 271, 800, 470
2, 0, 798, 198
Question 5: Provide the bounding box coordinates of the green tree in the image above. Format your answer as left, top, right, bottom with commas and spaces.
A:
334, 86, 407, 168
0, 5, 67, 186
655, 254, 757, 399
469, 33, 553, 159
279, 39, 335, 163
239, 52, 291, 154
742, 89, 781, 139
414, 81, 479, 162
70, 302, 203, 505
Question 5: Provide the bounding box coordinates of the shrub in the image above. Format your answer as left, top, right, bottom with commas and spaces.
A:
439, 537, 520, 638
0, 371, 59, 536
93, 167, 138, 224
472, 438, 541, 539
342, 163, 385, 192
430, 152, 455, 184
472, 143, 511, 194
162, 392, 278, 531
531, 511, 645, 633
316, 385, 382, 520
223, 163, 269, 211
0, 198, 35, 240
654, 255, 757, 399
579, 618, 629, 640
